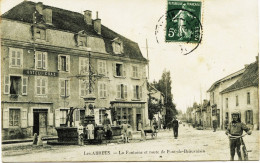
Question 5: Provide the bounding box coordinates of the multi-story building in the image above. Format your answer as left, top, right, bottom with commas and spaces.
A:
207, 57, 259, 130
221, 59, 259, 130
1, 1, 148, 139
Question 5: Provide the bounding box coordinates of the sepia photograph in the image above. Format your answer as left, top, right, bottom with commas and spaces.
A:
0, 0, 259, 162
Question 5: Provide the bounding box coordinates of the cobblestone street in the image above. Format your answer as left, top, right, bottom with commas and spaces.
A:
2, 124, 259, 162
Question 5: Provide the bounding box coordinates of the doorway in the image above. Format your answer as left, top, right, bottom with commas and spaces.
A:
33, 109, 48, 136
136, 114, 141, 131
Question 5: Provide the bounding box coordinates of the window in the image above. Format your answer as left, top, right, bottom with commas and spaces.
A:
116, 108, 132, 125
116, 84, 127, 99
4, 76, 27, 95
35, 51, 47, 70
247, 92, 250, 104
236, 95, 239, 106
112, 38, 123, 54
226, 98, 228, 108
245, 110, 253, 125
99, 82, 107, 98
36, 77, 47, 96
9, 109, 20, 127
60, 109, 68, 125
34, 28, 46, 40
99, 110, 106, 124
80, 80, 89, 97
60, 79, 70, 97
132, 65, 139, 78
133, 85, 142, 100
98, 60, 107, 75
77, 36, 87, 47
116, 63, 123, 76
79, 57, 89, 74
58, 55, 70, 72
9, 48, 23, 68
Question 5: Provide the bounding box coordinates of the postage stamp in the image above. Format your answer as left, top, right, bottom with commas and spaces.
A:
166, 0, 202, 43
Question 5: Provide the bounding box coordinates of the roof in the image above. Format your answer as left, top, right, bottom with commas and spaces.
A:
1, 1, 147, 62
221, 61, 259, 93
207, 68, 245, 92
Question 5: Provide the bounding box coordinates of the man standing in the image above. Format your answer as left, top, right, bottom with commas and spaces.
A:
172, 117, 179, 139
225, 110, 252, 161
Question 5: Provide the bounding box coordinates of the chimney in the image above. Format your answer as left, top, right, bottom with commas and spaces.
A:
93, 11, 101, 34
43, 8, 52, 24
36, 2, 43, 15
84, 10, 92, 25
256, 56, 259, 62
244, 64, 249, 68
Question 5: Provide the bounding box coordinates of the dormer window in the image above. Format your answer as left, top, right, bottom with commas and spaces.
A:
112, 38, 123, 54
35, 28, 46, 40
75, 30, 88, 47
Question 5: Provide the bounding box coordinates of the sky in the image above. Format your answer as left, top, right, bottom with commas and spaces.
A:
1, 0, 259, 112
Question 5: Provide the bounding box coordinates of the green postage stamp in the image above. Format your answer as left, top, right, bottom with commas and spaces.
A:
166, 0, 202, 43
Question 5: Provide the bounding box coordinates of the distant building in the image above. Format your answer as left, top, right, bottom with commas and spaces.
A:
208, 57, 259, 130
1, 1, 148, 139
147, 83, 165, 129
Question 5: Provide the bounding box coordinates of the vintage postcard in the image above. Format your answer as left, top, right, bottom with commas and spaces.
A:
1, 0, 259, 162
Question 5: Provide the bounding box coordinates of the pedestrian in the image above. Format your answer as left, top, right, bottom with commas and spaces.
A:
103, 113, 112, 141
86, 120, 94, 140
212, 120, 217, 132
225, 110, 252, 161
77, 123, 84, 146
121, 120, 129, 143
172, 117, 179, 139
96, 127, 104, 144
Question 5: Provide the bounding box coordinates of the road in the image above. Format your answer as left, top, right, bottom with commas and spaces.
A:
2, 124, 260, 162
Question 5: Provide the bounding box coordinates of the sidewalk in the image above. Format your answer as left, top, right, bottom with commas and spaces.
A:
2, 136, 58, 144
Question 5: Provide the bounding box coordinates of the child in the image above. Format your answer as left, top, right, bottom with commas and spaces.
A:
77, 123, 84, 146
96, 127, 104, 145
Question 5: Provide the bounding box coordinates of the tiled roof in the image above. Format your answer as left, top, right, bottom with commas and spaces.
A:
221, 61, 259, 93
2, 1, 147, 62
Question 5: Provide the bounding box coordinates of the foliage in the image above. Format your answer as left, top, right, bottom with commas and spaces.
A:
148, 94, 162, 120
152, 70, 178, 126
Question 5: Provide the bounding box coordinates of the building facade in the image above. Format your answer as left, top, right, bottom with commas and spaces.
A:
221, 60, 259, 130
207, 58, 259, 130
1, 1, 148, 139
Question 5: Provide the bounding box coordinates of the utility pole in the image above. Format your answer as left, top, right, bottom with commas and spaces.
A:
146, 39, 149, 80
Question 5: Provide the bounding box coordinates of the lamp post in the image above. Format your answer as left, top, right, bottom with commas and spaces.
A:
83, 47, 96, 116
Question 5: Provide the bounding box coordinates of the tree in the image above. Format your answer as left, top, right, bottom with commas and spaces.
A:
153, 70, 178, 127
148, 94, 162, 121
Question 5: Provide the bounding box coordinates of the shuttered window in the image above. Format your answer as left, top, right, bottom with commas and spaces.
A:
58, 55, 70, 72
60, 79, 70, 97
79, 57, 89, 74
9, 109, 20, 127
35, 51, 47, 70
9, 48, 23, 68
98, 60, 107, 75
35, 77, 47, 96
245, 110, 253, 125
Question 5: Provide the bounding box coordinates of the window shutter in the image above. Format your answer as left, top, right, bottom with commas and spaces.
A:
98, 61, 102, 74
117, 85, 121, 98
17, 51, 21, 67
143, 66, 146, 79
138, 66, 141, 78
55, 109, 60, 127
4, 76, 10, 94
28, 112, 33, 126
60, 79, 65, 96
245, 111, 248, 124
58, 55, 61, 70
42, 52, 46, 69
74, 110, 80, 126
250, 111, 253, 124
3, 109, 9, 128
123, 63, 126, 77
37, 52, 42, 68
124, 85, 127, 99
21, 108, 28, 128
67, 80, 70, 96
104, 61, 107, 76
112, 63, 116, 76
99, 83, 102, 98
66, 56, 70, 72
133, 85, 137, 99
140, 86, 143, 99
22, 77, 28, 95
48, 112, 54, 126
104, 83, 107, 97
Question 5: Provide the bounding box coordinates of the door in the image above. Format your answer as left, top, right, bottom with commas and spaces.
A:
136, 114, 141, 131
80, 110, 85, 125
39, 112, 47, 135
33, 112, 39, 135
